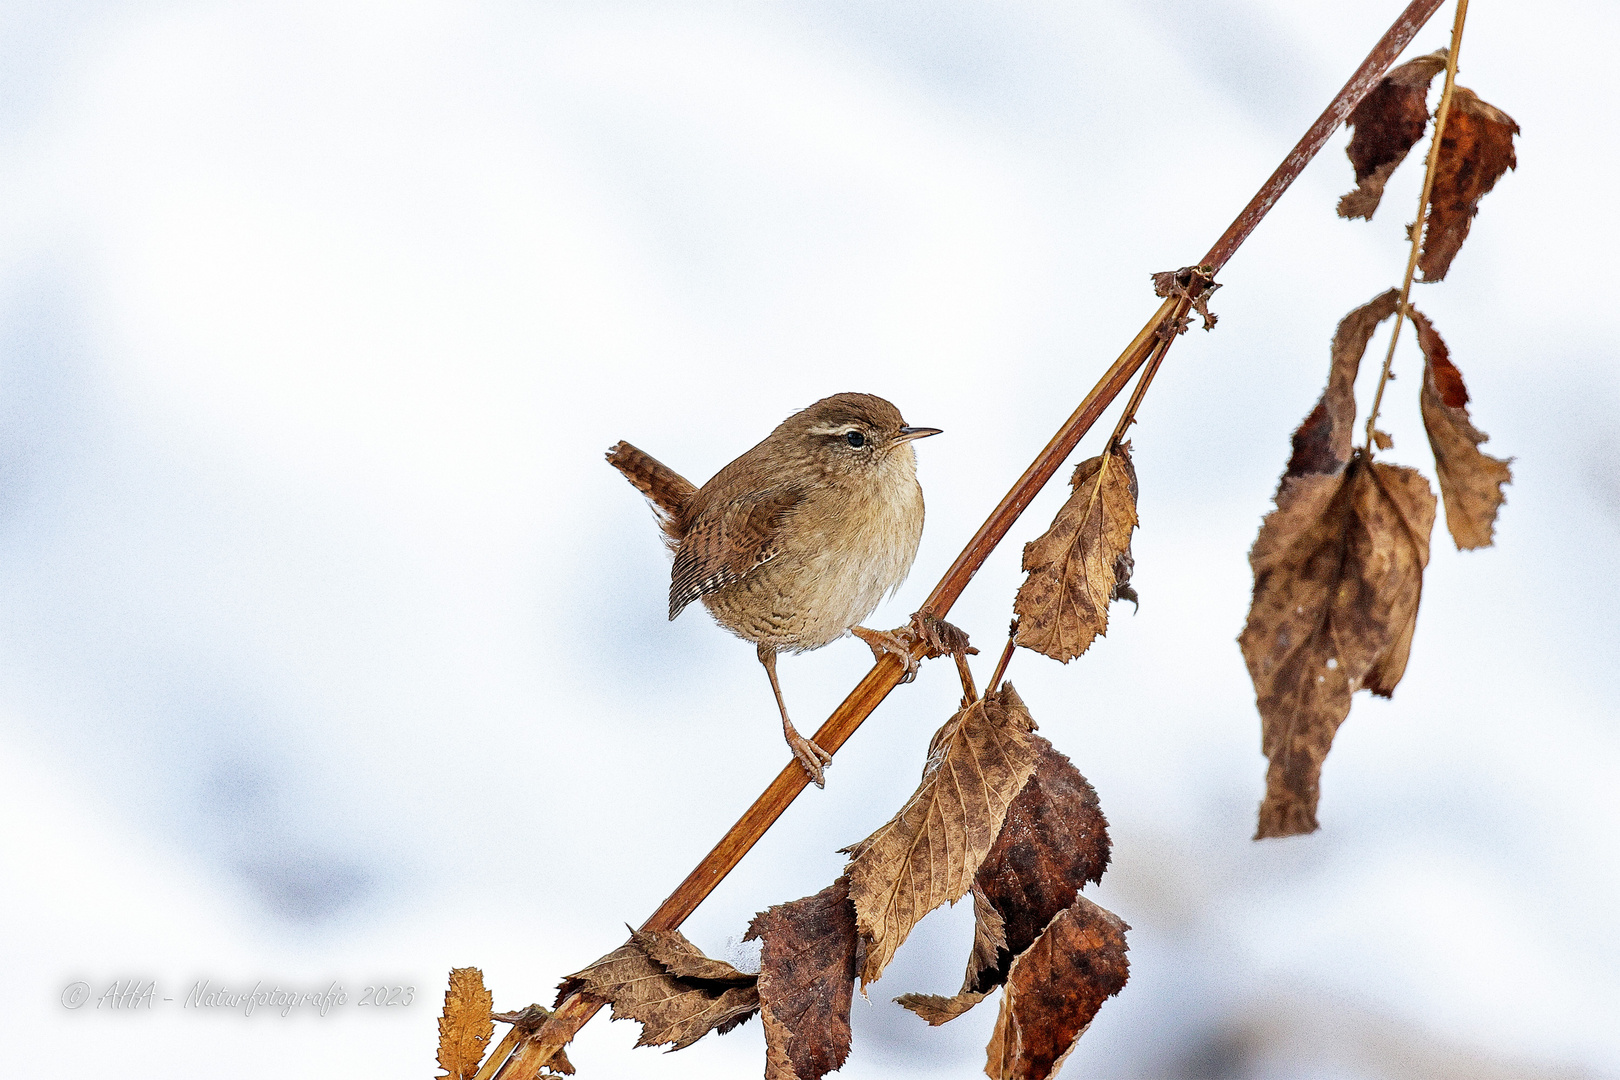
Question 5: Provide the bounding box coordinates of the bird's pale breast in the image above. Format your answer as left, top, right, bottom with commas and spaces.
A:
701, 449, 924, 651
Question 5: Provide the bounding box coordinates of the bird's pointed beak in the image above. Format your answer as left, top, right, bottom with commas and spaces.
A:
896, 426, 942, 443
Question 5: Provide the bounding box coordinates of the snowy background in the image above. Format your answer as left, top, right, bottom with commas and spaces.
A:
2, 1, 1616, 1077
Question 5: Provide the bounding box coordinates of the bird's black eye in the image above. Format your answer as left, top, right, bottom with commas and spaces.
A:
845, 430, 866, 448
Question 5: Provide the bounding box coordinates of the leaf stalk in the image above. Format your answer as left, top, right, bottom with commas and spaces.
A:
1364, 0, 1471, 454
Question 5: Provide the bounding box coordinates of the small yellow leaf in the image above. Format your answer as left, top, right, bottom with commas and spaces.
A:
436, 968, 495, 1080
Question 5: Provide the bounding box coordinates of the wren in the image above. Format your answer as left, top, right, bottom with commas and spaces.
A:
606, 392, 940, 786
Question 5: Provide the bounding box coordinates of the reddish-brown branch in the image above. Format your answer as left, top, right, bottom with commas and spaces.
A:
1201, 0, 1448, 272
491, 3, 1448, 1074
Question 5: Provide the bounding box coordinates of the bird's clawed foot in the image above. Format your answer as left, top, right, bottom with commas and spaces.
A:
853, 613, 976, 684
852, 625, 921, 681
786, 728, 834, 788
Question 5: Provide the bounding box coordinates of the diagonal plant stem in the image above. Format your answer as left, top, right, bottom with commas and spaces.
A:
1364, 0, 1470, 453
1108, 316, 1182, 450
987, 625, 1019, 696
490, 2, 1448, 1075
953, 648, 980, 705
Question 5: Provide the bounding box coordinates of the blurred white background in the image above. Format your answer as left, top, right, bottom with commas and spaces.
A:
1, 1, 1615, 1076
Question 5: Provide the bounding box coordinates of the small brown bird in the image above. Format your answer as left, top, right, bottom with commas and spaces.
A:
607, 393, 940, 786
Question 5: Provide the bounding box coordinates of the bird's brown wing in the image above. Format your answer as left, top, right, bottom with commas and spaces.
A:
669, 487, 803, 619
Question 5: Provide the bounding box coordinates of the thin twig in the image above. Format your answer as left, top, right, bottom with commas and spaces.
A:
987, 629, 1018, 696
490, 3, 1449, 1074
474, 1028, 523, 1080
1364, 0, 1470, 453
1107, 308, 1186, 450
953, 650, 979, 705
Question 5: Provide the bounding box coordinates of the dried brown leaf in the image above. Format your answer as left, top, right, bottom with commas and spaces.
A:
745, 877, 860, 1080
437, 967, 495, 1080
964, 882, 1010, 998
491, 1003, 551, 1028
898, 736, 1111, 1024
1288, 290, 1400, 476
1151, 265, 1221, 330
899, 987, 991, 1026
1241, 457, 1436, 838
635, 927, 758, 985
489, 1005, 575, 1076
894, 884, 1001, 1026
1409, 309, 1512, 549
557, 932, 758, 1050
1241, 294, 1438, 838
983, 896, 1130, 1080
1338, 50, 1447, 220
968, 736, 1111, 991
1014, 444, 1140, 662
1419, 86, 1519, 281
842, 684, 1040, 986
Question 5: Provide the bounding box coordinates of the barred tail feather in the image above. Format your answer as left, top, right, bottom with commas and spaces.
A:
606, 441, 695, 546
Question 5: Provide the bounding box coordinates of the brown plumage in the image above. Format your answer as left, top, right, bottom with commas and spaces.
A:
607, 392, 940, 786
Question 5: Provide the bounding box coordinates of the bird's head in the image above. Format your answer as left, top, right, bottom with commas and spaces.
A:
780, 392, 941, 478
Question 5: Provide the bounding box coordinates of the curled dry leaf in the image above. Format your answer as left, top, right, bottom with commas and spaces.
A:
636, 927, 758, 985
1338, 50, 1447, 220
1151, 265, 1221, 330
899, 735, 1111, 1025
1240, 291, 1438, 838
842, 684, 1040, 986
489, 1004, 576, 1076
909, 612, 976, 659
898, 981, 988, 1027
1242, 458, 1437, 840
962, 883, 1009, 1004
983, 896, 1130, 1080
556, 929, 758, 1050
968, 737, 1110, 991
1419, 86, 1519, 281
1014, 443, 1140, 663
437, 967, 495, 1080
1409, 309, 1512, 549
744, 876, 860, 1080
1288, 290, 1398, 474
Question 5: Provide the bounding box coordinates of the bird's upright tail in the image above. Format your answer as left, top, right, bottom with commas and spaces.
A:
606, 441, 696, 546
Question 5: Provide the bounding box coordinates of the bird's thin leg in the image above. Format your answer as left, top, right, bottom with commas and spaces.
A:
758, 643, 832, 788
